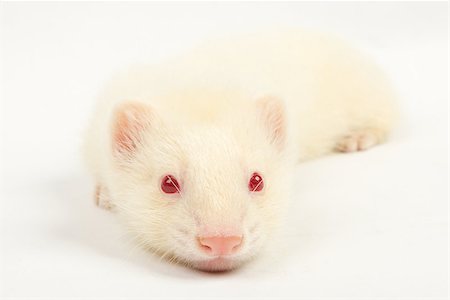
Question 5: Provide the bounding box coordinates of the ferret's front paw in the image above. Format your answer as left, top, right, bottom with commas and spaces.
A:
335, 129, 384, 153
95, 184, 113, 210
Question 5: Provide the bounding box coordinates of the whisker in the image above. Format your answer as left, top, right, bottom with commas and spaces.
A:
167, 176, 184, 198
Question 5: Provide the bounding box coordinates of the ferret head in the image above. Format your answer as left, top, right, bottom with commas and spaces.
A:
108, 97, 291, 271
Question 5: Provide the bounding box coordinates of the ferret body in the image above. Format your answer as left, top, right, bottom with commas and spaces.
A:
84, 30, 398, 271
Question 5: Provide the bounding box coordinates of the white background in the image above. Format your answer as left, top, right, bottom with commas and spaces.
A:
0, 2, 448, 299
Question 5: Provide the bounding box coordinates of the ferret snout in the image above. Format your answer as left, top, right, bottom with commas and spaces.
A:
197, 235, 243, 256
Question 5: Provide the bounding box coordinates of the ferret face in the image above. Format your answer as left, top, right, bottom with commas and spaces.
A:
109, 97, 290, 271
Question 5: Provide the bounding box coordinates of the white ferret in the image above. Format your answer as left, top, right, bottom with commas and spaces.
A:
84, 30, 398, 272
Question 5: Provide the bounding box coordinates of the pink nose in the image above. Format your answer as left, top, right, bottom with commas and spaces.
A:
198, 236, 243, 256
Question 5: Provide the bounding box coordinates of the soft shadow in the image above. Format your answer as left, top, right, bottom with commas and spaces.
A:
47, 171, 208, 279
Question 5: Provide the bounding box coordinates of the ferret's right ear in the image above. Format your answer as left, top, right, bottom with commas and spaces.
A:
111, 101, 156, 157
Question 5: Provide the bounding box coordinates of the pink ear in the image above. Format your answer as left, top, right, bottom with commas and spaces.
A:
112, 101, 153, 156
256, 96, 287, 151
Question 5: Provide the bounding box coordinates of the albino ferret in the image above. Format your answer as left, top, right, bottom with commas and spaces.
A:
83, 30, 398, 271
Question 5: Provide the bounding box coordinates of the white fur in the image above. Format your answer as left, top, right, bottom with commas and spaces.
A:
83, 29, 398, 271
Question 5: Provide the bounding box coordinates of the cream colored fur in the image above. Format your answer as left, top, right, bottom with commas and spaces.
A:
83, 29, 398, 271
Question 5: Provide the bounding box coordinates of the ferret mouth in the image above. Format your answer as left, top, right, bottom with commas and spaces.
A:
192, 257, 241, 272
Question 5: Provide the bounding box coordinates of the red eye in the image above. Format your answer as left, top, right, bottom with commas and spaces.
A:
161, 175, 181, 194
248, 172, 264, 192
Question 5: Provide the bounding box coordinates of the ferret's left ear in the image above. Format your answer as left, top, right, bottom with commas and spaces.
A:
255, 96, 287, 151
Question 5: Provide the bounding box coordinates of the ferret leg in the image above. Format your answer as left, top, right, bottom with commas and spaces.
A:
335, 128, 387, 153
95, 184, 113, 210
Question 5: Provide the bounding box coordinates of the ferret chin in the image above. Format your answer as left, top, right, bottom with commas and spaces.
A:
197, 258, 244, 272
83, 29, 398, 271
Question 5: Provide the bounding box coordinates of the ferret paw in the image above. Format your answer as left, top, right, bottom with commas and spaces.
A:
95, 184, 113, 210
335, 129, 384, 153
